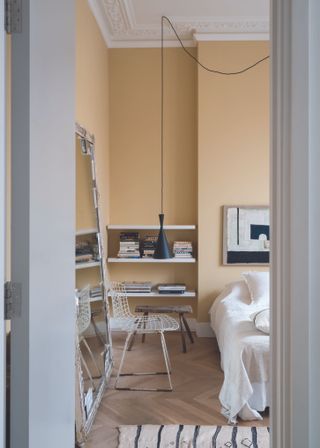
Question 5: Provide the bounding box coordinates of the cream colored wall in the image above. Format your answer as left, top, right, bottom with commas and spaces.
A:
109, 48, 197, 315
197, 41, 270, 322
76, 0, 110, 290
109, 48, 197, 225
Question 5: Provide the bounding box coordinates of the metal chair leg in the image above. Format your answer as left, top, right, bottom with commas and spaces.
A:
115, 332, 132, 389
80, 352, 96, 391
160, 332, 173, 391
115, 331, 173, 392
91, 313, 106, 346
127, 331, 137, 351
82, 337, 102, 377
161, 332, 172, 372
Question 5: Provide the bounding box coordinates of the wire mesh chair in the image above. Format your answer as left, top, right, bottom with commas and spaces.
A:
109, 281, 179, 392
76, 286, 102, 388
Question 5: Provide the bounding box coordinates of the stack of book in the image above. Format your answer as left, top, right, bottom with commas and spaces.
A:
173, 241, 193, 258
122, 281, 152, 294
157, 283, 187, 294
90, 285, 102, 299
141, 235, 157, 258
76, 241, 95, 263
117, 232, 140, 258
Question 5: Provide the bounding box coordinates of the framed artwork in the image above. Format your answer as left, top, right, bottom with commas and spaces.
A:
223, 206, 270, 265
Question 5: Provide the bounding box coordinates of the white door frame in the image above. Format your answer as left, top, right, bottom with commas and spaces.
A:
272, 0, 320, 446
10, 1, 75, 447
4, 0, 320, 446
0, 0, 6, 446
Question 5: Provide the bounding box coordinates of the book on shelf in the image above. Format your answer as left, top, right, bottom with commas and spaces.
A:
76, 240, 99, 263
157, 283, 187, 294
173, 241, 193, 258
122, 281, 152, 293
141, 235, 157, 258
90, 286, 102, 298
117, 232, 141, 259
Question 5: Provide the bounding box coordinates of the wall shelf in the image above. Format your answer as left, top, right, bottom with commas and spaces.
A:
108, 291, 196, 298
91, 291, 196, 302
76, 261, 100, 270
76, 228, 98, 236
107, 257, 196, 264
89, 296, 102, 303
107, 224, 196, 230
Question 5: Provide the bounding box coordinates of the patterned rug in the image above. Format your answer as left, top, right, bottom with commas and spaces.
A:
118, 424, 270, 447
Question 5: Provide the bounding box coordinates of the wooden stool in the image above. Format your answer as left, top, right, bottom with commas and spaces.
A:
134, 305, 194, 353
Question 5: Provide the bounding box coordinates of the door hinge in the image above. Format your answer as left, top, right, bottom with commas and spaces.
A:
5, 0, 22, 34
4, 281, 22, 320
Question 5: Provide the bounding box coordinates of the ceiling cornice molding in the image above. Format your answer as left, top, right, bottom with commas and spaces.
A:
88, 0, 112, 47
194, 32, 269, 42
90, 0, 270, 48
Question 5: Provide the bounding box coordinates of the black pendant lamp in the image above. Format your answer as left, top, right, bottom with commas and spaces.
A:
154, 17, 172, 259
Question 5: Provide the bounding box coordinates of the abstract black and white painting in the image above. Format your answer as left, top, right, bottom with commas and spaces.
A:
223, 206, 270, 265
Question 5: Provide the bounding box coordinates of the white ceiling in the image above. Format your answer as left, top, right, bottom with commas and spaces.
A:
88, 0, 270, 48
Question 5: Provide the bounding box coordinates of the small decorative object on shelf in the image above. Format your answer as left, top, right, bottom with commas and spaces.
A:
173, 241, 193, 258
117, 232, 141, 259
157, 283, 187, 294
153, 214, 172, 259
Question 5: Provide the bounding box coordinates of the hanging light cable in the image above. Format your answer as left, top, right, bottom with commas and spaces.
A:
154, 16, 172, 259
153, 16, 270, 259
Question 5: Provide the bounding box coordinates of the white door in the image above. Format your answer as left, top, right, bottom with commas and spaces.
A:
9, 1, 76, 447
0, 0, 7, 446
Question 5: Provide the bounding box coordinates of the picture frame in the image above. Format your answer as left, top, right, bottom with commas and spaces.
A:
223, 205, 270, 265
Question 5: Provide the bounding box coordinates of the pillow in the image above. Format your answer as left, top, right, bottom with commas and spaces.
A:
242, 271, 269, 305
224, 280, 251, 305
250, 308, 270, 334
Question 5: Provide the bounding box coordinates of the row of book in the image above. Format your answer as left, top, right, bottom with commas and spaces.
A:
173, 241, 193, 258
121, 281, 187, 295
117, 232, 140, 258
117, 232, 193, 259
122, 281, 152, 293
88, 283, 188, 298
76, 241, 99, 263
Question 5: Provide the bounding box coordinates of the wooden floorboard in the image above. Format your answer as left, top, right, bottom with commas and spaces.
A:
84, 332, 269, 448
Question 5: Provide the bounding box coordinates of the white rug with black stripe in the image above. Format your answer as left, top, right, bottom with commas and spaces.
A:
118, 425, 269, 447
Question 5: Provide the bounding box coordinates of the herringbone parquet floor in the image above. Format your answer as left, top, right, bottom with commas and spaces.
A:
84, 332, 269, 448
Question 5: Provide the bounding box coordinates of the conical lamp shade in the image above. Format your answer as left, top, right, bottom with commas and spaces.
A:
153, 214, 172, 259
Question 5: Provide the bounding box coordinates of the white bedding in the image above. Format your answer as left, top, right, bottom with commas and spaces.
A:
209, 281, 270, 423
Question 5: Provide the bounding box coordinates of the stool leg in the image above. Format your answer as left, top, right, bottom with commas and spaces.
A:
141, 312, 148, 343
179, 314, 187, 353
182, 315, 194, 343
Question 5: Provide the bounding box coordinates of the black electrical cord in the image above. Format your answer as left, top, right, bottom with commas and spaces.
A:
162, 15, 270, 75
159, 16, 270, 214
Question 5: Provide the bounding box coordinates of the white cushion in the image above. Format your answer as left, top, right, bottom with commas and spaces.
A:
242, 271, 269, 305
251, 308, 270, 334
224, 280, 251, 305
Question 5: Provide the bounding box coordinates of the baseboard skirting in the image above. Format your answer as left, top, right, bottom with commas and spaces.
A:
84, 318, 215, 338
195, 322, 215, 338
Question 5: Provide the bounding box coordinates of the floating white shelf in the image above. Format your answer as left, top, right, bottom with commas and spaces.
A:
76, 228, 98, 236
75, 261, 100, 270
89, 296, 103, 303
107, 257, 196, 264
107, 291, 196, 298
107, 224, 196, 230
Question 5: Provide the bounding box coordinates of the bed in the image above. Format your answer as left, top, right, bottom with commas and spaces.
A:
209, 279, 270, 423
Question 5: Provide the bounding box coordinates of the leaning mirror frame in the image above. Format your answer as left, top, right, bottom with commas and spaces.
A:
75, 123, 113, 446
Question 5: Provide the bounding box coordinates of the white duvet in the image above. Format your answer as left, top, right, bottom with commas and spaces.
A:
209, 281, 270, 423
